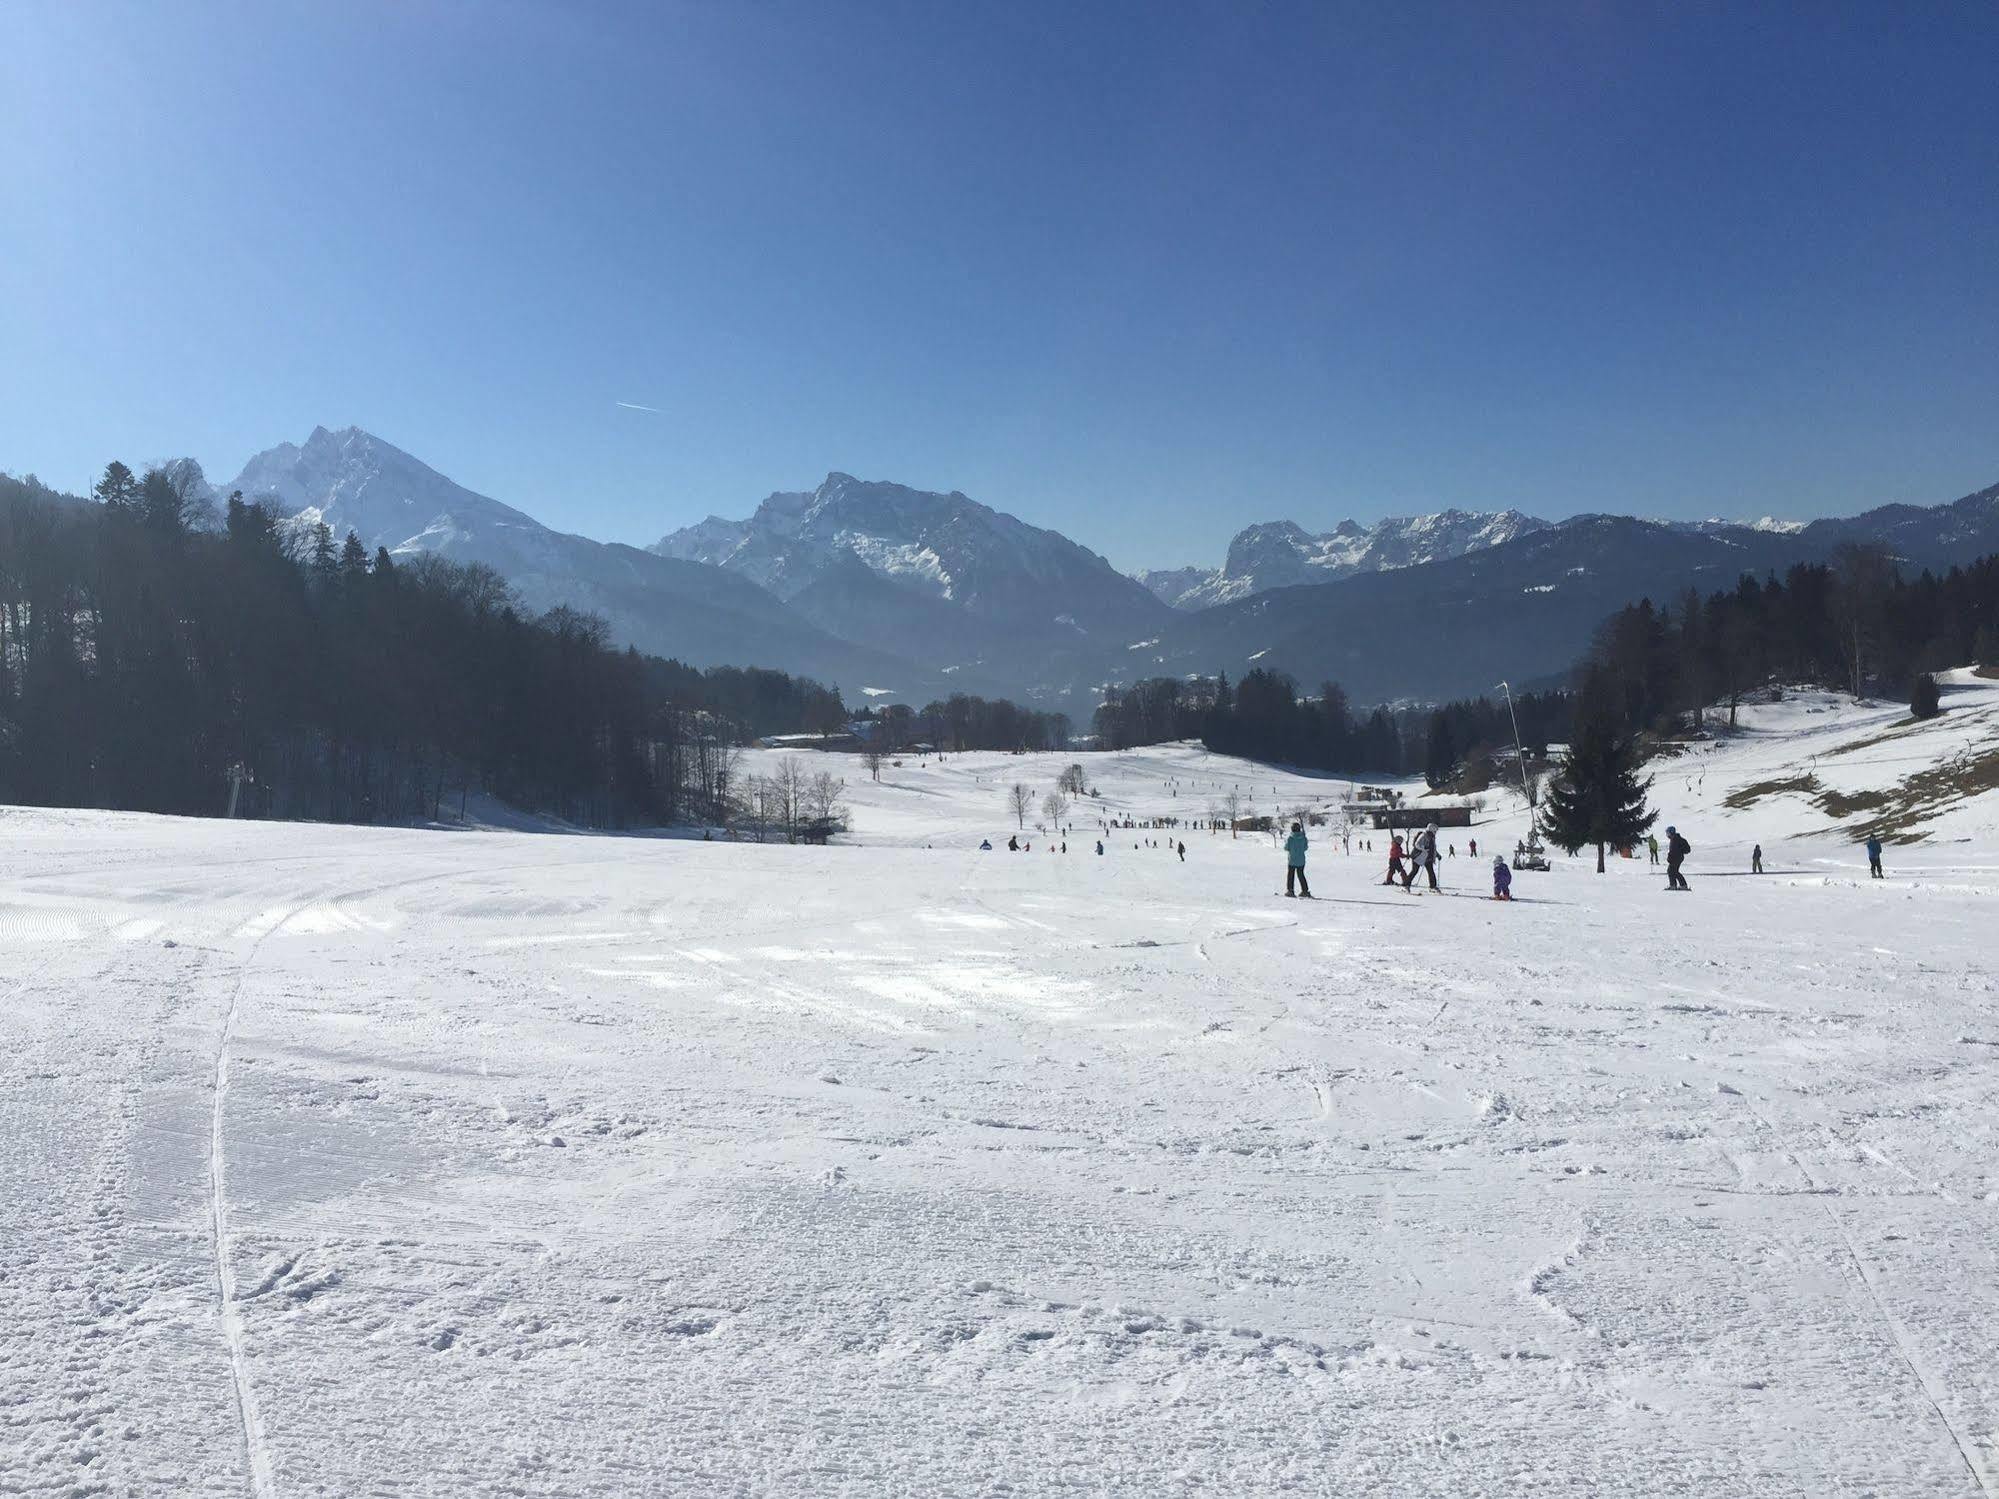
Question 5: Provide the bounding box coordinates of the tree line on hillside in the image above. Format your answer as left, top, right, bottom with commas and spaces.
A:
856, 695, 1072, 754
1540, 546, 1999, 871
1584, 547, 1999, 738
1094, 670, 1572, 790
0, 466, 854, 828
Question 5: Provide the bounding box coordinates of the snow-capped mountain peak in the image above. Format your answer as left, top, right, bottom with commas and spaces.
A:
1139, 507, 1550, 609
226, 424, 545, 553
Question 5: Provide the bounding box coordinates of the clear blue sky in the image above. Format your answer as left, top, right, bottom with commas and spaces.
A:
5, 1, 1995, 570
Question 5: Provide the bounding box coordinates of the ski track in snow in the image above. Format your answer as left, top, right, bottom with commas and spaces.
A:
4, 691, 1999, 1495
211, 905, 289, 1499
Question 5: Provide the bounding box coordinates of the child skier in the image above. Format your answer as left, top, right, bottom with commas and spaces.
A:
1382, 834, 1408, 887
1492, 856, 1513, 900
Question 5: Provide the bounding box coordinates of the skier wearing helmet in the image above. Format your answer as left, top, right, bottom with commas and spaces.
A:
1412, 823, 1442, 891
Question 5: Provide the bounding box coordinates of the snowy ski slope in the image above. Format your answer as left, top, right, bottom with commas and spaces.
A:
3, 677, 1996, 1495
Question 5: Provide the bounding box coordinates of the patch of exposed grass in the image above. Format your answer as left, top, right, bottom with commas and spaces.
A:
1813, 744, 1999, 844
1826, 719, 1930, 757
1723, 774, 1819, 810
1817, 786, 1891, 817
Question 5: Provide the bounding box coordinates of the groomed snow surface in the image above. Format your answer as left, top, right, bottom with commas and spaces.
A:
6, 678, 1998, 1495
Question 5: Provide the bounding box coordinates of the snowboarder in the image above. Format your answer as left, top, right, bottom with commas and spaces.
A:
1664, 826, 1691, 890
1383, 834, 1408, 887
1492, 856, 1513, 901
1283, 821, 1313, 899
1866, 833, 1884, 879
979, 838, 992, 851
1751, 844, 1762, 874
1646, 833, 1660, 866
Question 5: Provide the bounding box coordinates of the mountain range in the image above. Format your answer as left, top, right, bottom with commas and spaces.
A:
1137, 510, 1550, 609
652, 473, 1170, 699
208, 427, 932, 697
151, 425, 1999, 712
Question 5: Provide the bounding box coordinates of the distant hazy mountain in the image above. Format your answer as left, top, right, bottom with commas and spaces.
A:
1139, 509, 1549, 609
1115, 478, 1999, 703
653, 472, 1173, 698
1799, 479, 1999, 571
1126, 515, 1812, 704
224, 427, 930, 691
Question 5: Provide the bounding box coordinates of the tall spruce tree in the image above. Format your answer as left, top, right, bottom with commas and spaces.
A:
1540, 670, 1656, 873
1423, 713, 1458, 790
92, 460, 138, 513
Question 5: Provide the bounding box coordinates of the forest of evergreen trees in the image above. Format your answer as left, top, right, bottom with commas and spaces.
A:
858, 694, 1072, 755
0, 468, 848, 827
1093, 670, 1572, 790
1582, 548, 1999, 738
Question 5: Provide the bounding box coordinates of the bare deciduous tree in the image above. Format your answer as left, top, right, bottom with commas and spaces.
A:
1041, 790, 1066, 828
772, 756, 808, 842
806, 770, 847, 829
1008, 782, 1033, 828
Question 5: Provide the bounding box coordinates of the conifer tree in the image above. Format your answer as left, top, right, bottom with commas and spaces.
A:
1423, 713, 1457, 790
308, 521, 337, 584
92, 460, 138, 514
1540, 670, 1656, 873
1910, 672, 1941, 720
339, 530, 370, 582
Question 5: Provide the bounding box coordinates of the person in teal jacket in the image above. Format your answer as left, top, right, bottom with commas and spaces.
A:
1283, 821, 1313, 899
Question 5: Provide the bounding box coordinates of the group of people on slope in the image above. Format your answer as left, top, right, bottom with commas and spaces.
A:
988, 810, 1892, 900
1285, 822, 1515, 901
1379, 826, 1457, 893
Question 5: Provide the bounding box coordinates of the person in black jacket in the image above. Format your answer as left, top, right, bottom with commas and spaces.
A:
1664, 826, 1692, 891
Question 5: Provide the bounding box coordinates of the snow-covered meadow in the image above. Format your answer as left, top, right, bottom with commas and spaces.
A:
5, 677, 1998, 1495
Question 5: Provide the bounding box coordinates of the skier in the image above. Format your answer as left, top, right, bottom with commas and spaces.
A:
1095, 840, 1104, 856
1412, 824, 1441, 891
1283, 821, 1313, 899
979, 838, 992, 851
1382, 833, 1408, 887
1468, 838, 1477, 858
1007, 834, 1019, 852
1177, 841, 1185, 861
1492, 856, 1513, 901
1646, 833, 1660, 866
1751, 844, 1762, 874
1664, 826, 1691, 891
1865, 833, 1884, 879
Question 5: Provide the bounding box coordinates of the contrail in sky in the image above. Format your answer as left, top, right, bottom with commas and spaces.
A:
615, 400, 662, 413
